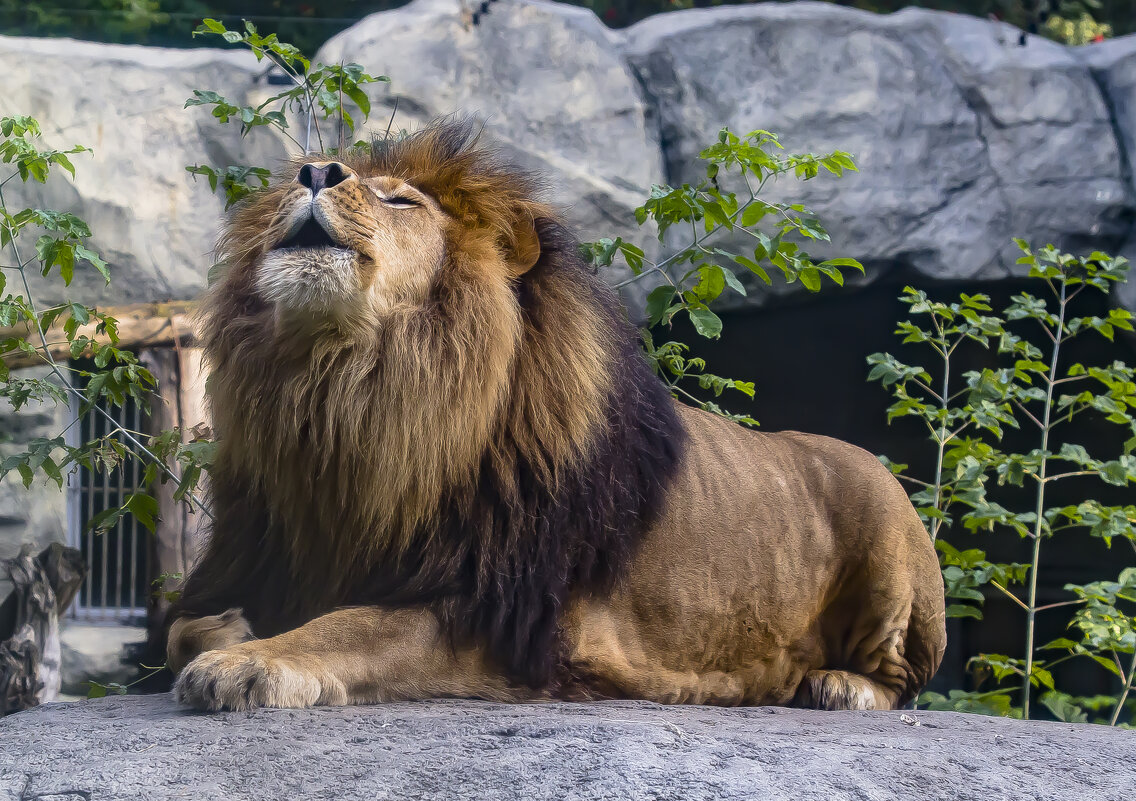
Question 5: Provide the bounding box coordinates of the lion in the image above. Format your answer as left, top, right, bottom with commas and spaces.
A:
168, 119, 946, 712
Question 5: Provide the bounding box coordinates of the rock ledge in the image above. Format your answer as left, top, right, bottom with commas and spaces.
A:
0, 694, 1131, 800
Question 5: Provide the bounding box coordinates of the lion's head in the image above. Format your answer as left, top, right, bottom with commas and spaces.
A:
187, 120, 685, 686
228, 126, 544, 320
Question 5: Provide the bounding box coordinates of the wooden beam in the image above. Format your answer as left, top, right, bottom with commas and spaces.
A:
1, 301, 196, 370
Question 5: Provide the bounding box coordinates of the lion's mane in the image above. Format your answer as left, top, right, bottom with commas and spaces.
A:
174, 121, 686, 686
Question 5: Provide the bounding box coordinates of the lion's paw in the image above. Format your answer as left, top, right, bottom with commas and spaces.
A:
167, 608, 254, 675
794, 669, 895, 711
174, 648, 344, 712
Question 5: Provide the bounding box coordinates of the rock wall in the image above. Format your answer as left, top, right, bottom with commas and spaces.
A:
0, 369, 69, 601
1, 694, 1132, 800
1, 0, 1134, 309
0, 36, 291, 307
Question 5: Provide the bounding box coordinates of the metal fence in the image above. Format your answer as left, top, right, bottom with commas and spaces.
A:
65, 370, 150, 624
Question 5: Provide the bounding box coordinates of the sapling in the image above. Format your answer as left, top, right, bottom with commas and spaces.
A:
870, 242, 1136, 724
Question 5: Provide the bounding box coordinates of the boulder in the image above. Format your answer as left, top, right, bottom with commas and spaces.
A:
316, 0, 665, 291
0, 35, 291, 307
623, 4, 1134, 307
0, 694, 1131, 799
58, 623, 148, 697
1077, 35, 1136, 313
0, 368, 69, 603
3, 3, 1136, 313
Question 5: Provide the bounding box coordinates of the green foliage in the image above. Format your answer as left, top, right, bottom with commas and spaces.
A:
0, 114, 215, 567
871, 242, 1136, 725
582, 128, 862, 424
152, 571, 184, 604
1, 1, 1132, 52
183, 18, 387, 207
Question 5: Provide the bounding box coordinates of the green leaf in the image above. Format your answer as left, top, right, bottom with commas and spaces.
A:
720, 267, 746, 297
645, 285, 676, 327
125, 493, 159, 533
945, 603, 983, 619
1040, 692, 1089, 724
687, 306, 723, 339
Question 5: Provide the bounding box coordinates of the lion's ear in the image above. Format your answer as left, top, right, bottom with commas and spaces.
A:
507, 213, 542, 276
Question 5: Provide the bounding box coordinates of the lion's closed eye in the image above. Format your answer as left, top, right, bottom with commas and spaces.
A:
371, 187, 422, 209
381, 196, 421, 209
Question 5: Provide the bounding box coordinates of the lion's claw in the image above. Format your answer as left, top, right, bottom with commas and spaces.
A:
174, 648, 341, 711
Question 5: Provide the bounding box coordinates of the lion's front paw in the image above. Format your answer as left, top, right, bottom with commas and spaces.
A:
167, 608, 254, 675
174, 648, 344, 712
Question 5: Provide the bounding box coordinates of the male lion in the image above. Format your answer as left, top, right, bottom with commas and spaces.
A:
169, 120, 945, 712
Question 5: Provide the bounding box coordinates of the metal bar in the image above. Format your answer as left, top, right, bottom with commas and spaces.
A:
116, 400, 126, 619
85, 399, 96, 615
129, 399, 139, 614
101, 410, 109, 615
65, 384, 82, 619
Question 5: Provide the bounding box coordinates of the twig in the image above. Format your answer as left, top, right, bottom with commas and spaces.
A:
990, 580, 1029, 611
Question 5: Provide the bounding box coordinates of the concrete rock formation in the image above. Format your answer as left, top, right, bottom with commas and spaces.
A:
1, 0, 1134, 310
624, 3, 1133, 306
1, 694, 1132, 800
0, 36, 291, 307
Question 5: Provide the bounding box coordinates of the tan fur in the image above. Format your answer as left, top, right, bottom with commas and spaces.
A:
559, 405, 946, 708
172, 123, 946, 712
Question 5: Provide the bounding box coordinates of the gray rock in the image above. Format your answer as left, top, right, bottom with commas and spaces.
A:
0, 35, 291, 307
316, 0, 665, 295
0, 368, 69, 602
1078, 36, 1136, 313
3, 2, 1136, 314
623, 3, 1134, 307
1079, 35, 1136, 195
1, 693, 1132, 799
58, 623, 148, 697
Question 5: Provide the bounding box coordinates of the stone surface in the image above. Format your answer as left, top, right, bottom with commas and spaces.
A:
316, 0, 665, 293
58, 623, 148, 696
1078, 35, 1136, 313
624, 4, 1134, 307
0, 368, 69, 602
0, 694, 1131, 800
0, 35, 290, 307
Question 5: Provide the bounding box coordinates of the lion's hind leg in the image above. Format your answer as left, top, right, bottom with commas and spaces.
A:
796, 560, 941, 711
794, 624, 911, 711
793, 669, 900, 710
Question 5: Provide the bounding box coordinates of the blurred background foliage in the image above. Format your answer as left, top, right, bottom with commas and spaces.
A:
0, 0, 1130, 52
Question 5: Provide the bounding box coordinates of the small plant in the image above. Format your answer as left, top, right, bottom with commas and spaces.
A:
0, 115, 211, 531
583, 129, 862, 424
870, 242, 1136, 725
184, 19, 388, 209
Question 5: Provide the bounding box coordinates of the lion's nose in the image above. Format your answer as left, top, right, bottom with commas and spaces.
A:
297, 162, 353, 195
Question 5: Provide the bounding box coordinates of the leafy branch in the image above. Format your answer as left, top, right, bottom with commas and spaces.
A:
0, 115, 213, 529
584, 128, 863, 424
184, 18, 388, 208
872, 241, 1136, 724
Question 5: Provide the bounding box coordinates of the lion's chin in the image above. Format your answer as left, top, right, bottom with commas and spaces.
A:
255, 247, 360, 313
